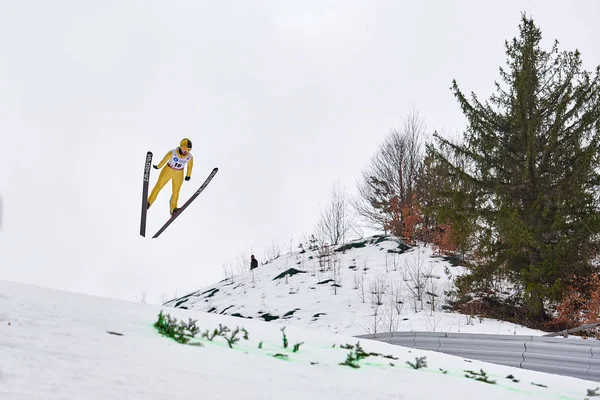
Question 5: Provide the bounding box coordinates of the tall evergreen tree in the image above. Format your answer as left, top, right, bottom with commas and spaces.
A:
431, 13, 600, 318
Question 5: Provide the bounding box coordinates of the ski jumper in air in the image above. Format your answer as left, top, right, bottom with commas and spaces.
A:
147, 138, 194, 215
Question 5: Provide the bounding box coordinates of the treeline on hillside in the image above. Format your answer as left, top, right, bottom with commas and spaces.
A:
314, 13, 600, 332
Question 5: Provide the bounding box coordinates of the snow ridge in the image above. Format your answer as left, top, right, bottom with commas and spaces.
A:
164, 235, 546, 336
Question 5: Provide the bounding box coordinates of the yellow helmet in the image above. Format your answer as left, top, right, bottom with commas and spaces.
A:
180, 138, 192, 149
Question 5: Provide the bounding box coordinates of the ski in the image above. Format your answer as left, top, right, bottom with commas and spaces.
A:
139, 151, 153, 237
151, 167, 219, 239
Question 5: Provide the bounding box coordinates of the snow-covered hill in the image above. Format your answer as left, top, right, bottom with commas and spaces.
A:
164, 235, 547, 336
2, 279, 598, 399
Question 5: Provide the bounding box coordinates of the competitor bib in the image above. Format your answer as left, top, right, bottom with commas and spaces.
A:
167, 148, 192, 170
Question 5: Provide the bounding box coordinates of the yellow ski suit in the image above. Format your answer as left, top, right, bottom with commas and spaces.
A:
147, 148, 194, 214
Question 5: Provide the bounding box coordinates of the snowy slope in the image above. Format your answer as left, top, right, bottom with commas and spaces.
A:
1, 279, 598, 400
164, 235, 548, 336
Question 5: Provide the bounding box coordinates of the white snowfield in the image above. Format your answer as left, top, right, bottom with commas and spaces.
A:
1, 279, 598, 400
165, 235, 549, 336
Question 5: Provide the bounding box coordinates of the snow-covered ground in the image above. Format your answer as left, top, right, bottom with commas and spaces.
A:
2, 278, 598, 400
165, 235, 549, 336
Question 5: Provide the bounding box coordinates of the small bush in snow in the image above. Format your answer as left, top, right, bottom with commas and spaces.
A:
198, 324, 248, 348
201, 328, 218, 341
340, 343, 397, 361
202, 325, 229, 341
225, 327, 241, 348
339, 342, 370, 369
293, 342, 304, 352
464, 369, 496, 384
587, 387, 600, 396
406, 356, 427, 370
281, 327, 288, 348
340, 351, 361, 368
154, 311, 200, 345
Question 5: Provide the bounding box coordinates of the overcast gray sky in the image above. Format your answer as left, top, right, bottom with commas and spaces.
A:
1, 0, 599, 304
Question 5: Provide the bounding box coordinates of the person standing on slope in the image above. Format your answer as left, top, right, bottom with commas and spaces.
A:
147, 138, 194, 216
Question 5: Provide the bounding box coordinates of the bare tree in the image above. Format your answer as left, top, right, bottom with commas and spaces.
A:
136, 291, 147, 304
317, 243, 331, 272
330, 252, 343, 295
352, 269, 361, 290
391, 253, 400, 271
403, 252, 429, 312
206, 293, 214, 311
222, 263, 234, 283
422, 311, 444, 332
263, 238, 282, 263
235, 252, 248, 274
426, 274, 441, 315
384, 299, 400, 333
159, 292, 167, 305
355, 107, 427, 232
388, 279, 405, 314
315, 181, 355, 246
361, 305, 384, 336
369, 274, 388, 307
354, 269, 366, 303
385, 252, 401, 272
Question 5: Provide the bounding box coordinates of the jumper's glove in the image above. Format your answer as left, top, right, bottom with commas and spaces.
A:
185, 176, 190, 181
153, 165, 159, 169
